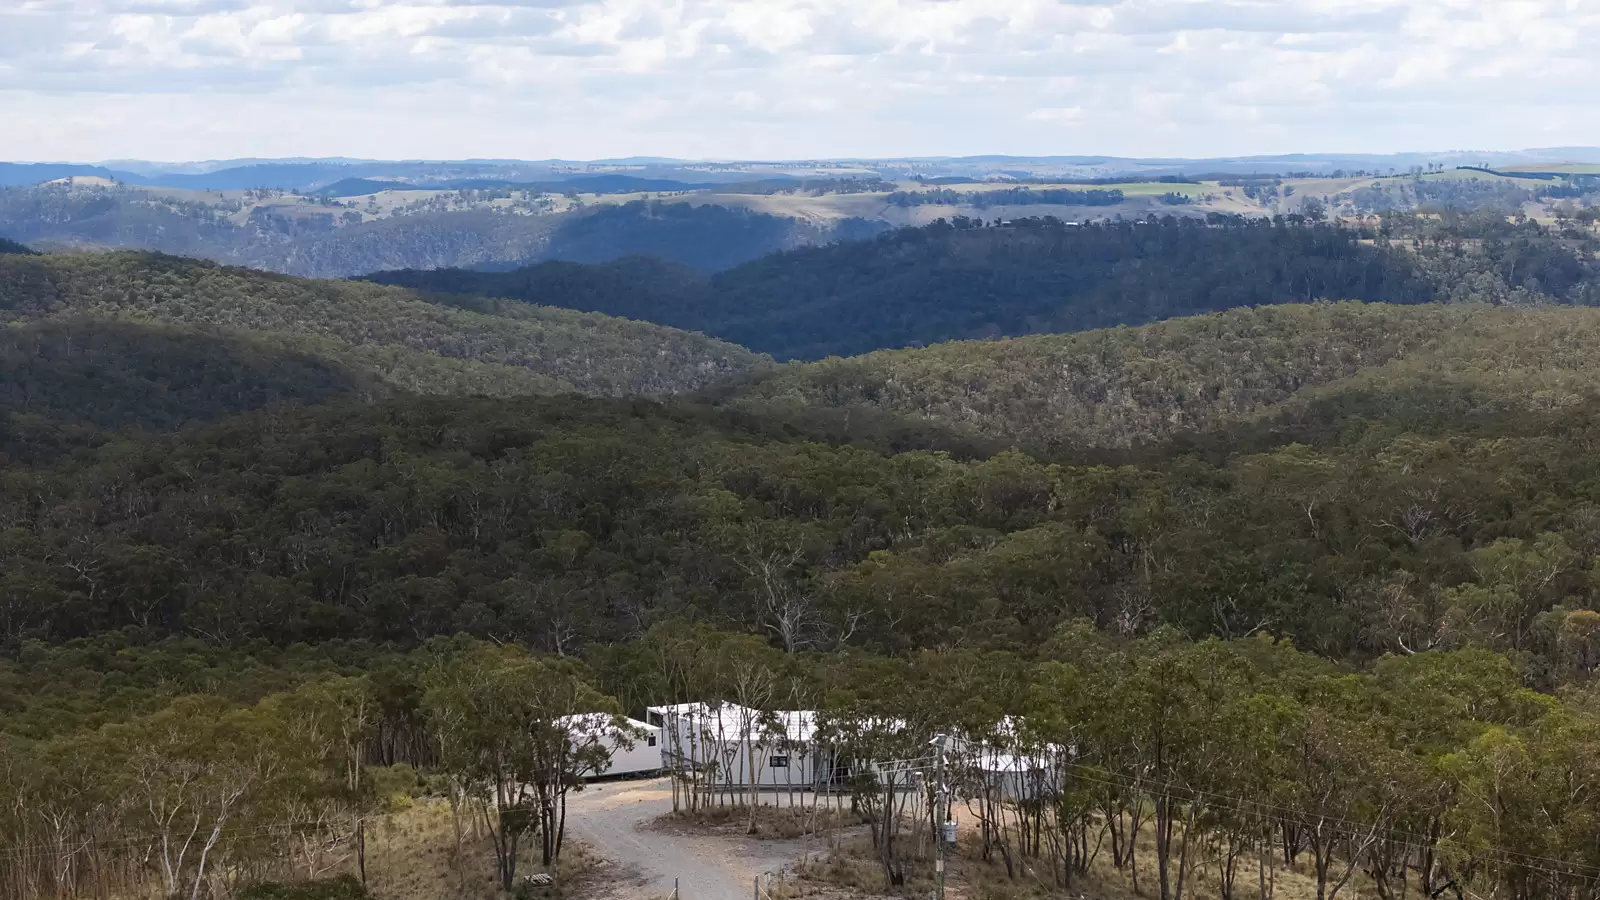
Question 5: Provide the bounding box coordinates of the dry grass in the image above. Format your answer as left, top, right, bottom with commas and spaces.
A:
657, 803, 869, 841
333, 799, 612, 900
788, 818, 1359, 900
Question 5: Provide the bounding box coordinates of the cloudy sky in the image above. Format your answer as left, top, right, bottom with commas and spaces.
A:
2, 0, 1597, 162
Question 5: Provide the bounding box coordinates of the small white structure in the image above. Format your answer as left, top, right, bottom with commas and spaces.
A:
562, 713, 663, 779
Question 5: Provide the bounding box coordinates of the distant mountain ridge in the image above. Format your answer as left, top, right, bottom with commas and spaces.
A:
0, 191, 878, 277
311, 174, 734, 197
7, 152, 1595, 276
9, 148, 1600, 190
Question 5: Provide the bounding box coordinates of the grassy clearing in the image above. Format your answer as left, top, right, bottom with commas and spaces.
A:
1275, 176, 1379, 196
1113, 182, 1207, 198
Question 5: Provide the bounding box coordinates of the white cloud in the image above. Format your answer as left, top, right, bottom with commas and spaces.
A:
0, 0, 1596, 160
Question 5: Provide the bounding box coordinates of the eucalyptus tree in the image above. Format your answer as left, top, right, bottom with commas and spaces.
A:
421, 644, 624, 889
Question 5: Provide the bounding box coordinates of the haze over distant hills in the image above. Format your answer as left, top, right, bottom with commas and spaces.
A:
6, 148, 1600, 190
4, 149, 1597, 278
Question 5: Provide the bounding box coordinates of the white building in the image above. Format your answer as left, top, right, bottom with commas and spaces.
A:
643, 703, 1071, 798
646, 702, 844, 791
561, 713, 664, 779
948, 717, 1074, 802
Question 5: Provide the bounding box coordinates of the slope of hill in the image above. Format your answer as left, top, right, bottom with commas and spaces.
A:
700, 217, 1439, 359
0, 236, 35, 255
0, 320, 382, 462
0, 251, 767, 400
725, 301, 1600, 453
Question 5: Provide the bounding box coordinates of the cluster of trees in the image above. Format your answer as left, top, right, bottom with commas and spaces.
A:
8, 623, 1600, 900
618, 624, 1600, 900
1336, 176, 1599, 217
439, 210, 1600, 361
785, 630, 1600, 900
884, 188, 1126, 208
694, 216, 1441, 360
1339, 179, 1539, 215
0, 639, 633, 899
1323, 210, 1600, 310
1, 676, 383, 900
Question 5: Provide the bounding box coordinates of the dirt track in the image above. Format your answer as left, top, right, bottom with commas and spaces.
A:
565, 779, 814, 900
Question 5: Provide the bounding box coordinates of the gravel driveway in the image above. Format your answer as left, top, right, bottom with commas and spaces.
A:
565, 779, 815, 900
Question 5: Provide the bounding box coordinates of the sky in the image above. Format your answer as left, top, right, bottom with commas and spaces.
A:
2, 0, 1597, 163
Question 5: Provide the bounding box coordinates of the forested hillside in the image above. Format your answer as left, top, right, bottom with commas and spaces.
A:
726, 302, 1600, 452
373, 214, 1600, 360
0, 251, 765, 405
8, 295, 1600, 899
8, 359, 1600, 667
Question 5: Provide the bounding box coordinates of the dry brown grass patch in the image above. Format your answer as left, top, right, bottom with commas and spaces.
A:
658, 802, 868, 841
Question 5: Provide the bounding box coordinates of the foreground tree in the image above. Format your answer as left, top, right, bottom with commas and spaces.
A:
422, 643, 627, 890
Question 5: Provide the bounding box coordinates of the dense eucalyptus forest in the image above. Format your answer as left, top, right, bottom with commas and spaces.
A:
4, 213, 1600, 900
369, 212, 1600, 360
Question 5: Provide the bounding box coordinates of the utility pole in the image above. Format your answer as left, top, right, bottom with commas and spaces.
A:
932, 734, 949, 900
